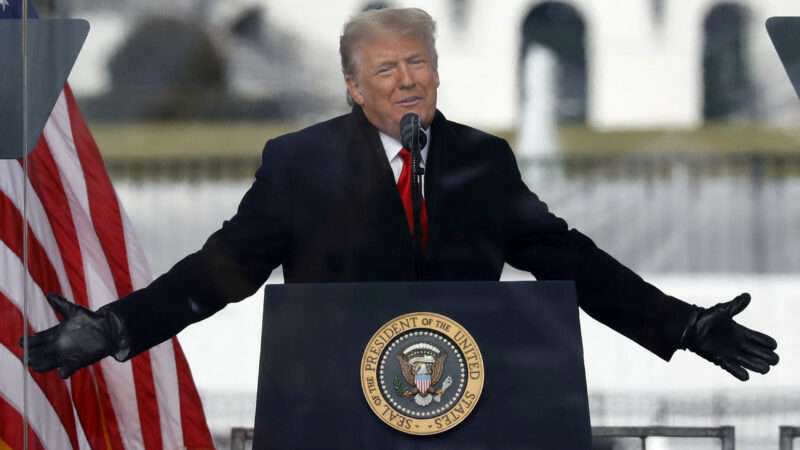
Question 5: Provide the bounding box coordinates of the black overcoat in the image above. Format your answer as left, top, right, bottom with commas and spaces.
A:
110, 107, 695, 361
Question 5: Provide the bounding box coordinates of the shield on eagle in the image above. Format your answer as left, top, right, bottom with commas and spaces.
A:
415, 368, 432, 394
397, 342, 448, 402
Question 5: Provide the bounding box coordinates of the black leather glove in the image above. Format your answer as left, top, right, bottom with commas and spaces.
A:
20, 294, 130, 379
682, 293, 779, 381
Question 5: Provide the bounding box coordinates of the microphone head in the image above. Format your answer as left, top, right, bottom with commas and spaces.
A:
400, 113, 425, 150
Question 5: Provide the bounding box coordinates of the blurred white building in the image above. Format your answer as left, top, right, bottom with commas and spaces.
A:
68, 0, 800, 131
252, 0, 800, 130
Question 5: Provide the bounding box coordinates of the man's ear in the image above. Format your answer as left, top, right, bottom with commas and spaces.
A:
346, 76, 365, 106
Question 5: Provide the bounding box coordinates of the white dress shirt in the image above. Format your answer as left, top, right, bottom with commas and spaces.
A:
379, 128, 430, 186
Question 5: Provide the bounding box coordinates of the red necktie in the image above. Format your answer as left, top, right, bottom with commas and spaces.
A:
397, 148, 428, 249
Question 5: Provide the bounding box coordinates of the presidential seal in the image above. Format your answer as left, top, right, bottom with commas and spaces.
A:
360, 312, 484, 435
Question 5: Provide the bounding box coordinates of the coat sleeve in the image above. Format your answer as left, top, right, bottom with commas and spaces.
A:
499, 142, 695, 361
107, 139, 293, 358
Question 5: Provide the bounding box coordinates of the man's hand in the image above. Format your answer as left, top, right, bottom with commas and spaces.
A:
20, 294, 128, 379
683, 293, 779, 381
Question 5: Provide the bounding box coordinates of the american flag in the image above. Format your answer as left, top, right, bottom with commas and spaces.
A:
1, 3, 215, 449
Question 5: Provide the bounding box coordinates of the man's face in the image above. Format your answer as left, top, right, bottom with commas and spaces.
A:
346, 34, 439, 140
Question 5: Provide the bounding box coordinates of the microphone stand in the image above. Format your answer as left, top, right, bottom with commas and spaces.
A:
401, 113, 426, 280
410, 123, 425, 280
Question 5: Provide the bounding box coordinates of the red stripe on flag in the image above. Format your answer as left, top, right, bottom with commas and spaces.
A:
173, 339, 215, 448
0, 396, 46, 450
0, 294, 80, 450
0, 192, 63, 296
64, 87, 165, 450
25, 137, 126, 450
63, 84, 133, 298
130, 357, 162, 450
22, 144, 87, 307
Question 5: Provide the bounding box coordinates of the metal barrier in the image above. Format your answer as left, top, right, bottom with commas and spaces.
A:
591, 426, 735, 450
230, 427, 254, 450
106, 152, 800, 181
113, 152, 800, 274
226, 425, 800, 450
106, 155, 262, 181
228, 426, 737, 449
781, 427, 800, 450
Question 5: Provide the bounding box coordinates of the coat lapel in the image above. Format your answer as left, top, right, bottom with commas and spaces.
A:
345, 107, 415, 259
422, 110, 448, 257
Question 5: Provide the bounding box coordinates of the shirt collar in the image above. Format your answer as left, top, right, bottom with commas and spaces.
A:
380, 127, 430, 166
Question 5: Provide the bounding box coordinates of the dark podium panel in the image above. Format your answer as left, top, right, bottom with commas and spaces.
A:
767, 17, 800, 100
253, 281, 590, 449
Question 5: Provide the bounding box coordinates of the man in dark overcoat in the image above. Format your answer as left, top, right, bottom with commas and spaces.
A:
24, 8, 778, 382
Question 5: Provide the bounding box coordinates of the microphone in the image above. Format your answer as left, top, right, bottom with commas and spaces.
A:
400, 113, 428, 153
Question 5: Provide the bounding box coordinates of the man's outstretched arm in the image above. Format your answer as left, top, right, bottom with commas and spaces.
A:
499, 141, 778, 380
20, 139, 293, 376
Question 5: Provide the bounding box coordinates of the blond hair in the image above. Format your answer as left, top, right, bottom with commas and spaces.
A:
339, 7, 437, 80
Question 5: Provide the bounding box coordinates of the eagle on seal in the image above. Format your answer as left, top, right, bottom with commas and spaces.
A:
397, 350, 447, 398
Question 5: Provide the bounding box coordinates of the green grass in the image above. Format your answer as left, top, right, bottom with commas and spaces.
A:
89, 121, 800, 160
553, 124, 800, 154
91, 121, 301, 160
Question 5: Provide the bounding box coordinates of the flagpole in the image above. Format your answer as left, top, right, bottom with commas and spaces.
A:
21, 1, 30, 449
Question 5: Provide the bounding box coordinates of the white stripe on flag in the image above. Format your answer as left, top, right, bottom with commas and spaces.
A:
0, 241, 58, 332
96, 358, 143, 449
120, 191, 153, 291
66, 394, 92, 450
0, 160, 75, 302
44, 95, 119, 307
150, 341, 182, 450
0, 242, 87, 449
43, 93, 147, 450
0, 345, 73, 450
